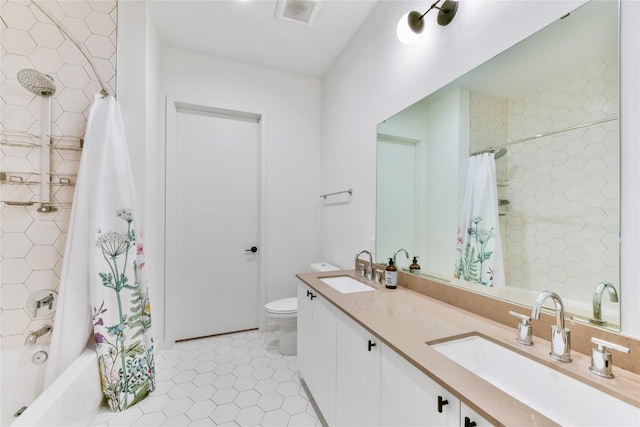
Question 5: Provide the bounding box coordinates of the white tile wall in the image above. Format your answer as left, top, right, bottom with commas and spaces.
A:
470, 58, 619, 303
0, 0, 118, 346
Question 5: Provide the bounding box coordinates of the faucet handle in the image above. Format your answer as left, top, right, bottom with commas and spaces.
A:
359, 263, 366, 278
508, 311, 533, 346
374, 269, 384, 285
589, 337, 630, 379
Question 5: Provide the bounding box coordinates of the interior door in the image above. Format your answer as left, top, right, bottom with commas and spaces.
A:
173, 107, 260, 340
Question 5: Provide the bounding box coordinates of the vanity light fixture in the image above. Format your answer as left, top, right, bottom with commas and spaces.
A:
397, 0, 459, 44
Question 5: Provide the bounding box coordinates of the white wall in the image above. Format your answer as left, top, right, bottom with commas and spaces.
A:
160, 47, 322, 336
321, 0, 640, 336
619, 0, 640, 337
117, 1, 162, 344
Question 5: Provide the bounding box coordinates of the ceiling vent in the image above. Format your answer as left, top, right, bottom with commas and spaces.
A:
275, 0, 320, 26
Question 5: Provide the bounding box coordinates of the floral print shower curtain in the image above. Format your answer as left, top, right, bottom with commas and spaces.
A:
47, 94, 155, 411
87, 96, 155, 411
93, 208, 154, 410
454, 153, 505, 287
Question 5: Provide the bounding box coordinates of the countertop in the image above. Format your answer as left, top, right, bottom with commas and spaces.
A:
296, 270, 640, 427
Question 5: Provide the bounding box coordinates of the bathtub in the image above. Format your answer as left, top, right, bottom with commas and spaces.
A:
1, 344, 49, 426
9, 348, 104, 426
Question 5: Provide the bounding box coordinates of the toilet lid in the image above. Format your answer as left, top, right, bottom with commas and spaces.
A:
265, 297, 297, 314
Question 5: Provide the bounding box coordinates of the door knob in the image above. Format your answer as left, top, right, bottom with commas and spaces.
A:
245, 246, 258, 253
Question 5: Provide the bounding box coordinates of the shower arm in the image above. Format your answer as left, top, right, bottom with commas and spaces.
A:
31, 1, 110, 97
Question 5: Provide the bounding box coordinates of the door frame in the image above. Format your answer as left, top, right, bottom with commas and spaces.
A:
164, 97, 268, 347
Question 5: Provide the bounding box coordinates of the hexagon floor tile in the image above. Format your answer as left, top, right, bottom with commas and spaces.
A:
89, 330, 321, 427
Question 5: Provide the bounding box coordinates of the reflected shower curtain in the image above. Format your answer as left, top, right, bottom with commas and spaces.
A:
45, 95, 155, 411
454, 153, 505, 287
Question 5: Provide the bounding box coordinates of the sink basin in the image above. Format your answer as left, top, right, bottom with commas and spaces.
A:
320, 276, 375, 294
430, 335, 640, 426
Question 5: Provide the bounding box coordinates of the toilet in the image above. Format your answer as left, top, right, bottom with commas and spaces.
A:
265, 262, 340, 355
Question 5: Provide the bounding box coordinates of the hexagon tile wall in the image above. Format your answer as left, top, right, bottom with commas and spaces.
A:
469, 58, 619, 305
0, 0, 118, 348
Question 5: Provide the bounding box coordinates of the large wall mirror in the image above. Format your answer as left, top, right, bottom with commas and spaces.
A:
376, 0, 620, 330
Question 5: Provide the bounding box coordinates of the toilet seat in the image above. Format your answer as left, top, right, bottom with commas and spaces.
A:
265, 297, 297, 316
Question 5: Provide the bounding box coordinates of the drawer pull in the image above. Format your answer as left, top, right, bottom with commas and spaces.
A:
368, 340, 376, 351
464, 417, 477, 427
437, 395, 448, 413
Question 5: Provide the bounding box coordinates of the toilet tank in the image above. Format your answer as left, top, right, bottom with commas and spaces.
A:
310, 262, 340, 272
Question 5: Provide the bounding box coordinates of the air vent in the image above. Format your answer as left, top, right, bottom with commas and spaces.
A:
275, 0, 320, 26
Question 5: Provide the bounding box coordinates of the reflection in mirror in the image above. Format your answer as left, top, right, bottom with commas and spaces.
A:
376, 0, 620, 330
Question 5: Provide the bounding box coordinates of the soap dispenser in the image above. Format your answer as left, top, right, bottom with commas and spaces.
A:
409, 256, 421, 274
385, 258, 397, 289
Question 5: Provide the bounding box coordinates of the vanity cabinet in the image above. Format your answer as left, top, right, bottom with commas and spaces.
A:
298, 281, 493, 427
335, 310, 381, 426
380, 342, 460, 426
296, 282, 337, 426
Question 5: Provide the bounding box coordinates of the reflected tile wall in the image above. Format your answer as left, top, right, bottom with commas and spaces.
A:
0, 0, 118, 348
469, 58, 619, 305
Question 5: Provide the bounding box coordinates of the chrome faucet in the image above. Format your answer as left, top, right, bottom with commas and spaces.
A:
25, 325, 52, 346
531, 291, 572, 362
591, 282, 618, 325
393, 248, 409, 266
31, 293, 55, 317
355, 250, 374, 281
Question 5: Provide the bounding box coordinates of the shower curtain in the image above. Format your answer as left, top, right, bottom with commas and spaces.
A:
45, 95, 155, 411
454, 153, 505, 287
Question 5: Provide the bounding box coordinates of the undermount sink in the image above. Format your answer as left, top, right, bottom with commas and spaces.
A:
320, 276, 375, 294
430, 335, 640, 426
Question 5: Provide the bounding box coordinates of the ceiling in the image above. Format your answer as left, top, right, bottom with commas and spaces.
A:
147, 0, 378, 78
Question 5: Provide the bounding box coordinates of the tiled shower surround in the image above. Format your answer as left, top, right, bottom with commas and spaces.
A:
470, 57, 619, 305
0, 0, 118, 347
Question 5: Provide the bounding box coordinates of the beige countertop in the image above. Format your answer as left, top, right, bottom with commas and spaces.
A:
296, 270, 640, 427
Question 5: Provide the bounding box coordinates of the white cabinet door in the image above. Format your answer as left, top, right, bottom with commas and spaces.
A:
297, 282, 337, 426
381, 343, 460, 427
297, 283, 313, 381
336, 310, 381, 427
460, 403, 493, 427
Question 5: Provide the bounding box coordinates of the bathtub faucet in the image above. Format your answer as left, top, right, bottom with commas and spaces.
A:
25, 325, 52, 346
31, 293, 55, 317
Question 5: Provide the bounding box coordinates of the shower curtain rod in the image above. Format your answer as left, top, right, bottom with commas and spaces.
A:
470, 115, 619, 157
31, 1, 111, 97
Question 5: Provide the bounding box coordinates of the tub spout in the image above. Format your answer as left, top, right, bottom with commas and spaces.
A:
25, 325, 52, 346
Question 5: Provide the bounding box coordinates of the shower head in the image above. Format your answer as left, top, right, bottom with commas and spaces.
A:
17, 69, 56, 97
494, 148, 507, 160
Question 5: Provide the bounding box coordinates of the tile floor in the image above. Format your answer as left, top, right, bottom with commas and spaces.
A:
90, 330, 322, 427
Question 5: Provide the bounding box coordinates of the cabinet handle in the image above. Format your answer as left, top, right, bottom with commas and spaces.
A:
306, 290, 312, 298
368, 340, 376, 351
464, 417, 477, 427
310, 293, 316, 300
437, 395, 449, 413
